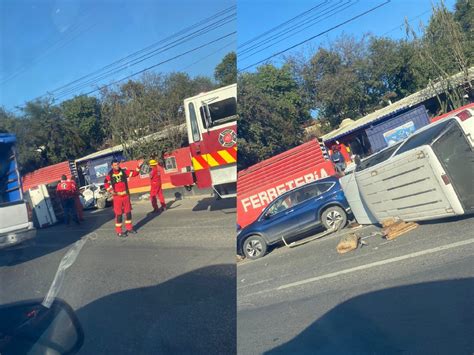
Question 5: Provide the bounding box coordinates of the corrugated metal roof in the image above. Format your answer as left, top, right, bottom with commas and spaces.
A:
75, 124, 186, 163
322, 67, 474, 142
22, 161, 72, 191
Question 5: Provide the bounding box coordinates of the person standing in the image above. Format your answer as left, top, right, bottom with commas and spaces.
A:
56, 175, 79, 225
149, 159, 166, 213
104, 159, 141, 238
330, 145, 346, 175
69, 176, 84, 222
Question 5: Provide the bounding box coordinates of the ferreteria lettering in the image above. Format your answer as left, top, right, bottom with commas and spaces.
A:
240, 169, 329, 213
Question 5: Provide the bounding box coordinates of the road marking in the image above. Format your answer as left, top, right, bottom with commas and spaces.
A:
276, 238, 474, 291
237, 278, 275, 290
42, 232, 96, 308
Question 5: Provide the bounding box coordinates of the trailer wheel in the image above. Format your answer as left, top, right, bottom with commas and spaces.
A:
243, 235, 267, 260
96, 198, 107, 209
321, 206, 347, 231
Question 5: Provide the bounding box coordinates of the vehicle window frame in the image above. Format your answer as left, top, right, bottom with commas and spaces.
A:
199, 97, 237, 128
164, 156, 177, 172
262, 191, 295, 219
316, 181, 335, 195
188, 102, 201, 142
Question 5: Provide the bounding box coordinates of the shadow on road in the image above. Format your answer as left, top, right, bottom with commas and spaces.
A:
133, 200, 180, 231
76, 264, 236, 354
192, 197, 236, 212
266, 278, 474, 354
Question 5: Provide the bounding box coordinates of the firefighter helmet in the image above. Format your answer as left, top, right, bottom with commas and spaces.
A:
149, 159, 158, 166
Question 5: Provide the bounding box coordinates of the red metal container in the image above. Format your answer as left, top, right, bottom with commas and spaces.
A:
22, 161, 74, 192
237, 140, 336, 229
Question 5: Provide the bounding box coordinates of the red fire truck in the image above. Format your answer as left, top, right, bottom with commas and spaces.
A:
170, 84, 237, 198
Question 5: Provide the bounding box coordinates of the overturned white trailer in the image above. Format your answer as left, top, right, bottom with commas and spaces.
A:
354, 112, 474, 223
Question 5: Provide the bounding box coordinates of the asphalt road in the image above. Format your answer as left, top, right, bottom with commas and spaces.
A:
237, 215, 474, 354
0, 196, 237, 354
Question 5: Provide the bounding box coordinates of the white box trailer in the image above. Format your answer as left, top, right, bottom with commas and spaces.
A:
25, 184, 58, 228
355, 117, 474, 222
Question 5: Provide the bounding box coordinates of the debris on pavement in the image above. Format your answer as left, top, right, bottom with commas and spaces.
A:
336, 233, 360, 254
382, 219, 419, 240
139, 193, 150, 200
348, 222, 362, 230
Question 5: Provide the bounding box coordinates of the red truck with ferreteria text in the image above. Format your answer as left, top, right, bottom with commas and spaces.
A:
237, 140, 336, 229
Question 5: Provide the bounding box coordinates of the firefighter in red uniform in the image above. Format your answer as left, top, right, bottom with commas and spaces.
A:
149, 159, 166, 213
56, 175, 79, 225
104, 159, 141, 237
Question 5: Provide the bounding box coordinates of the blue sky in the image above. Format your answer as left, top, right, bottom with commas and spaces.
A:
0, 0, 235, 111
237, 0, 457, 72
1, 0, 458, 111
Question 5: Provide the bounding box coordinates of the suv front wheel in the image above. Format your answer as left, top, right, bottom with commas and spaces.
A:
243, 235, 267, 260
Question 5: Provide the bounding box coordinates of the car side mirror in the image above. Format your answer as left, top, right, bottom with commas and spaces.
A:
0, 298, 84, 355
263, 212, 272, 220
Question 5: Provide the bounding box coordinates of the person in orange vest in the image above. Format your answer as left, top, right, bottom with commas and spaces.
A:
334, 141, 352, 162
149, 159, 166, 213
104, 159, 141, 238
56, 175, 79, 225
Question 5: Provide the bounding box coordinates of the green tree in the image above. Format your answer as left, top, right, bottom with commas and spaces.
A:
367, 37, 421, 103
301, 36, 374, 129
454, 0, 474, 59
214, 52, 237, 86
21, 99, 86, 167
61, 95, 104, 152
238, 64, 310, 170
100, 72, 214, 161
406, 1, 473, 111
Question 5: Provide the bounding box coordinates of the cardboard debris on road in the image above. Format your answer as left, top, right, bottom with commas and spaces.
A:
382, 219, 419, 240
336, 233, 360, 254
382, 217, 399, 228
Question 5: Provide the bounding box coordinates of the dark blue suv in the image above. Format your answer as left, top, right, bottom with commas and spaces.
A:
237, 176, 351, 260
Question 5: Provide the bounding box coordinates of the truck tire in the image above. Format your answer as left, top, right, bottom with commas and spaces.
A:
243, 235, 267, 260
321, 206, 347, 231
96, 198, 107, 209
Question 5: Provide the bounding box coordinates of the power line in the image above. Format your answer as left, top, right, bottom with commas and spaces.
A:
238, 0, 328, 49
238, 0, 346, 56
9, 5, 236, 110
238, 0, 391, 72
49, 6, 235, 96
53, 14, 236, 99
55, 31, 236, 100
381, 9, 431, 36
180, 41, 236, 72
239, 0, 358, 61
